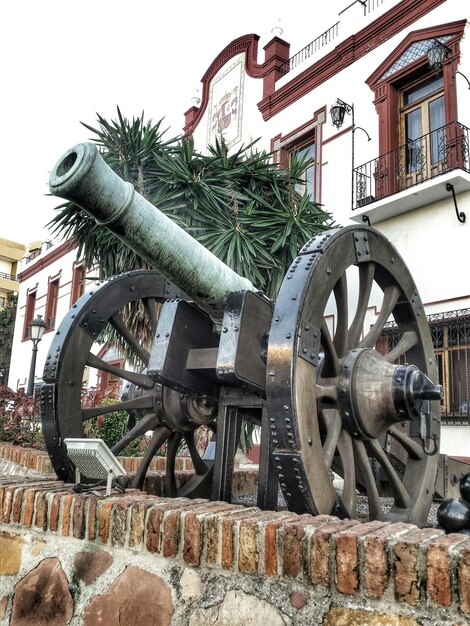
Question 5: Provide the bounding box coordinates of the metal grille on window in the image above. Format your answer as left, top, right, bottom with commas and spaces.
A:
383, 309, 470, 424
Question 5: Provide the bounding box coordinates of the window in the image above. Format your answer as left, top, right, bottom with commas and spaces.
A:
271, 107, 325, 206
45, 277, 60, 331
289, 139, 315, 199
22, 289, 37, 340
381, 309, 470, 422
0, 297, 5, 309
399, 73, 445, 182
97, 358, 125, 398
430, 312, 470, 420
71, 264, 86, 305
364, 22, 466, 201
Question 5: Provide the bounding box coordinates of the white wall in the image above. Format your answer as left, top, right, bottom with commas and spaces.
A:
8, 245, 86, 391
441, 425, 470, 456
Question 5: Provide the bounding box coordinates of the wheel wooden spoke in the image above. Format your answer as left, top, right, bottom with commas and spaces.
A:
143, 297, 159, 335
367, 439, 411, 508
337, 430, 357, 518
360, 285, 401, 349
387, 426, 424, 460
40, 270, 183, 493
348, 262, 375, 348
384, 331, 418, 363
333, 274, 348, 358
165, 432, 183, 497
353, 438, 384, 520
315, 384, 338, 402
86, 353, 154, 389
110, 312, 150, 364
266, 226, 439, 525
81, 394, 155, 421
322, 408, 342, 469
111, 412, 159, 456
184, 431, 209, 475
130, 425, 172, 490
321, 320, 340, 378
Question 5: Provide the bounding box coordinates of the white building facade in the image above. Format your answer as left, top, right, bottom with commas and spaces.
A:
8, 241, 90, 393
7, 0, 470, 462
185, 0, 470, 456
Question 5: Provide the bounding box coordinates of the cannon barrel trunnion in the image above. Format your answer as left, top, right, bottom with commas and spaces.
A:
42, 142, 442, 527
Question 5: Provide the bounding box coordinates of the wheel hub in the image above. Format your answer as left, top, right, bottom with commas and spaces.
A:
337, 348, 442, 440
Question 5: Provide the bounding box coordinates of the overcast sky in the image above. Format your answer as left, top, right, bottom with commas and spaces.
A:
1, 1, 339, 245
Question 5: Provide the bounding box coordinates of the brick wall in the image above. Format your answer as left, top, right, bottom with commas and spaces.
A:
0, 442, 194, 475
0, 473, 470, 624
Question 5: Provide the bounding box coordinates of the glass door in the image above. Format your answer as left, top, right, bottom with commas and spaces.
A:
400, 74, 445, 185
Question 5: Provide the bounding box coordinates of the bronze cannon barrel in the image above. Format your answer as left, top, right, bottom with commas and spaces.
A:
49, 142, 256, 319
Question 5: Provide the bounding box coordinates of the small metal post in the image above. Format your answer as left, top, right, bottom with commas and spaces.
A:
26, 315, 46, 396
26, 343, 39, 396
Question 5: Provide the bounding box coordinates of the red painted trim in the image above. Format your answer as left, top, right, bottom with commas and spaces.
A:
184, 34, 289, 135
22, 289, 37, 341
256, 0, 447, 121
271, 107, 326, 205
44, 272, 61, 334
366, 19, 466, 156
70, 261, 85, 307
17, 240, 76, 282
366, 20, 466, 88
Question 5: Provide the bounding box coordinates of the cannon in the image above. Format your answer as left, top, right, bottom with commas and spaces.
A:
42, 142, 442, 527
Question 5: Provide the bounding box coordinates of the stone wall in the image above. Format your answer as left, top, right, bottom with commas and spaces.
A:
1, 447, 470, 624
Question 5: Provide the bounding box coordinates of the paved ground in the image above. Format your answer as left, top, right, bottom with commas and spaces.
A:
234, 466, 441, 527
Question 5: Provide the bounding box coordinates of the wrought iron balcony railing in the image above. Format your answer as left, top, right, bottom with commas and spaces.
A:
278, 0, 388, 77
279, 22, 340, 76
353, 122, 470, 211
0, 271, 17, 281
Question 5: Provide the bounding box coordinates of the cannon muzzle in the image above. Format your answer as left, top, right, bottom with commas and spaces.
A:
49, 142, 256, 319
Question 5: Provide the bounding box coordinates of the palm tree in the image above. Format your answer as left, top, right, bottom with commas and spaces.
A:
48, 109, 335, 453
49, 108, 334, 300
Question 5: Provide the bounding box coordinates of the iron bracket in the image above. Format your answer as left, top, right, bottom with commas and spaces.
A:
353, 231, 370, 263
419, 400, 439, 456
446, 182, 466, 223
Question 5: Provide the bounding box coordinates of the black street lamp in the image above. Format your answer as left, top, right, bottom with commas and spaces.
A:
427, 39, 450, 72
27, 315, 46, 396
427, 38, 470, 88
330, 99, 351, 129
330, 99, 371, 210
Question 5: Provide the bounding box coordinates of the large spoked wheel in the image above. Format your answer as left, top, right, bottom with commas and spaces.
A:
41, 270, 214, 496
267, 226, 440, 526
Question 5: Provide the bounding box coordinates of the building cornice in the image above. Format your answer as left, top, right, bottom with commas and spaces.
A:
184, 34, 289, 135
17, 240, 77, 282
257, 0, 447, 120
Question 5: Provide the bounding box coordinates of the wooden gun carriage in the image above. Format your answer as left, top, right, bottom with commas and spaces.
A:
41, 142, 443, 527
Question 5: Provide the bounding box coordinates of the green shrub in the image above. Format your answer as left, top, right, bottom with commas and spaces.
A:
84, 398, 148, 457
0, 386, 44, 449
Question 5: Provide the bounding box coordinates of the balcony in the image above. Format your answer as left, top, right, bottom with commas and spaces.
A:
0, 272, 16, 281
352, 122, 470, 224
0, 271, 19, 295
